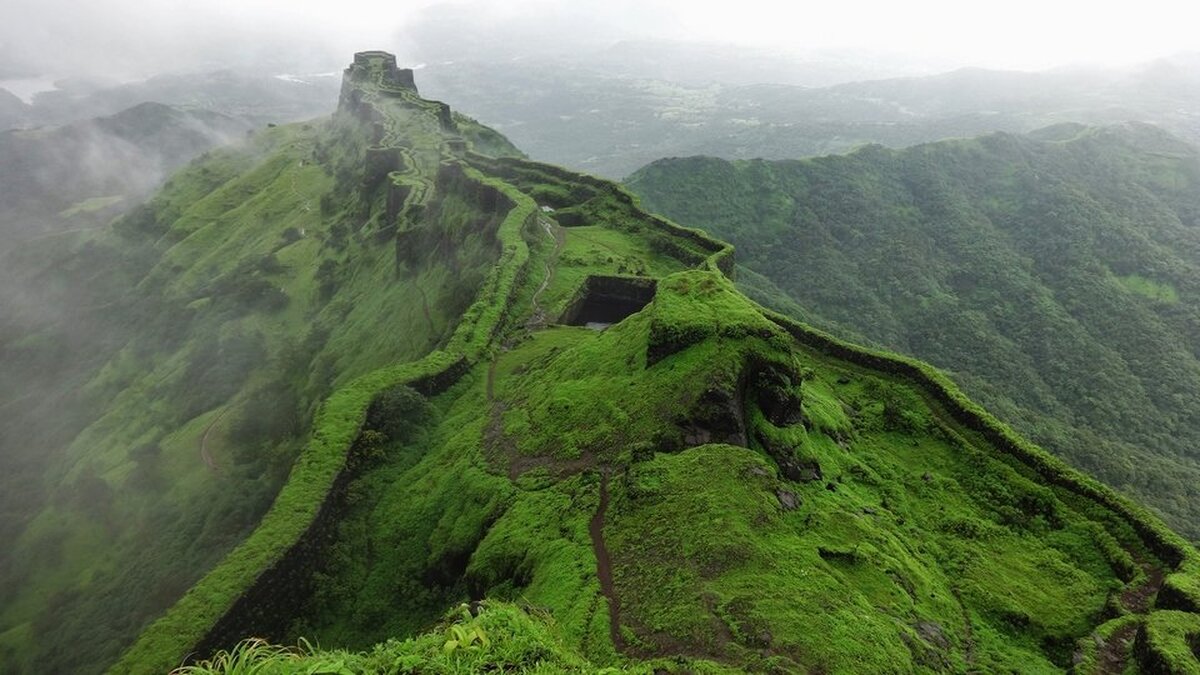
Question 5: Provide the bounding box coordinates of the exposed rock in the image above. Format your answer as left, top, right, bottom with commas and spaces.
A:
754, 364, 806, 427
678, 385, 748, 448
755, 630, 774, 648
756, 432, 822, 483
915, 620, 950, 650
776, 490, 799, 510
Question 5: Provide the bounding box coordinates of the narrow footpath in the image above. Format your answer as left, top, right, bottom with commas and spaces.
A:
588, 470, 626, 653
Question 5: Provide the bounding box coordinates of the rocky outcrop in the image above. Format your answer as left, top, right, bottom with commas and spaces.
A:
753, 363, 806, 427
678, 385, 748, 448
345, 51, 417, 91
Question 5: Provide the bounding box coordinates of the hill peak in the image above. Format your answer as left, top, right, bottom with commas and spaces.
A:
342, 50, 417, 95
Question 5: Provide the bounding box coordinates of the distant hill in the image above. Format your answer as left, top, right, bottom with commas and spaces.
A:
628, 122, 1200, 539
0, 101, 249, 244
15, 70, 339, 129
417, 54, 1200, 177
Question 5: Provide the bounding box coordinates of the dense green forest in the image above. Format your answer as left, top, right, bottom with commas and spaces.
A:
627, 122, 1200, 540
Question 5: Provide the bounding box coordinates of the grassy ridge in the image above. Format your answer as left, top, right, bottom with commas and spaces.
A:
466, 153, 734, 275
109, 168, 537, 674
1137, 611, 1200, 674
127, 145, 1200, 674
103, 62, 1200, 673
757, 308, 1200, 604
173, 264, 1200, 672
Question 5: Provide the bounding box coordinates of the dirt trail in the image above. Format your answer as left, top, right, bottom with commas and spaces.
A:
1097, 623, 1139, 675
526, 217, 564, 330
486, 355, 499, 402
950, 587, 976, 669
1121, 564, 1165, 614
199, 407, 232, 472
1094, 563, 1165, 671
588, 470, 626, 653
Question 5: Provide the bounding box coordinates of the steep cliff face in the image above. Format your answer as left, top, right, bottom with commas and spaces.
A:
95, 54, 1200, 675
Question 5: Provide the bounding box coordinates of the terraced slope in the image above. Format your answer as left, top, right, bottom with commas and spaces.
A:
109, 55, 1200, 674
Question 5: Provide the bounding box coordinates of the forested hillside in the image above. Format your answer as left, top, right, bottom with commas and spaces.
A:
628, 122, 1200, 539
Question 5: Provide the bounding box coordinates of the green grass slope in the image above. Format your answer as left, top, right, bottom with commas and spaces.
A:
157, 263, 1200, 674
627, 123, 1200, 542
0, 53, 522, 674
106, 67, 1200, 674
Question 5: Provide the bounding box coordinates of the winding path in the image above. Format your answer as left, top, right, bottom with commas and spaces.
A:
588, 470, 626, 653
1095, 563, 1165, 672
525, 217, 564, 330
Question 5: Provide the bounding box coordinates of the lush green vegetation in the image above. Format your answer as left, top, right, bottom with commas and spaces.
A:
1138, 611, 1200, 674
0, 55, 522, 674
179, 601, 739, 674
150, 263, 1200, 673
628, 123, 1200, 541
8, 52, 1200, 675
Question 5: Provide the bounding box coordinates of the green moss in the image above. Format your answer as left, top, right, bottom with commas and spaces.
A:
1138, 611, 1200, 674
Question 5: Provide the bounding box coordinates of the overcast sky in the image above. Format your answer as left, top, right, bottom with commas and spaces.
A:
3, 0, 1198, 81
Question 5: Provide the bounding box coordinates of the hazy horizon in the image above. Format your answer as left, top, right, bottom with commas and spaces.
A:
3, 0, 1198, 90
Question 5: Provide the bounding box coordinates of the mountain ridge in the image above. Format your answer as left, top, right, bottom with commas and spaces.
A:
97, 54, 1200, 675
